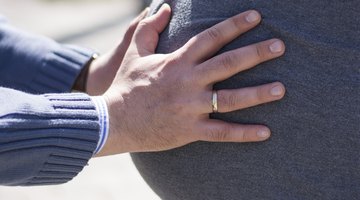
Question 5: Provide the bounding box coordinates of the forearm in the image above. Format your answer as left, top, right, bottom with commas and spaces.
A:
0, 87, 102, 186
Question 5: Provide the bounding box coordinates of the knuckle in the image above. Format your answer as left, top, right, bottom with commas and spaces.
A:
238, 128, 246, 141
207, 126, 231, 141
255, 87, 266, 102
162, 93, 188, 116
198, 58, 218, 78
164, 54, 180, 67
219, 53, 235, 72
206, 27, 223, 43
164, 57, 196, 90
167, 52, 189, 67
138, 20, 151, 30
230, 17, 245, 30
254, 43, 266, 60
129, 20, 139, 31
219, 91, 238, 111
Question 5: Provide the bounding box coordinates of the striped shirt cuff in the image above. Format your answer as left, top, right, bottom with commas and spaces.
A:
91, 96, 110, 155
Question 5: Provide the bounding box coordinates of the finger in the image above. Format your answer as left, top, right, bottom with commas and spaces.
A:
121, 7, 150, 48
197, 82, 285, 113
177, 10, 262, 63
196, 39, 285, 85
197, 120, 271, 143
215, 82, 285, 113
130, 4, 171, 57
114, 8, 150, 62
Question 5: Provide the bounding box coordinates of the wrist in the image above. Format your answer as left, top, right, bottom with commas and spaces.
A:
73, 53, 99, 92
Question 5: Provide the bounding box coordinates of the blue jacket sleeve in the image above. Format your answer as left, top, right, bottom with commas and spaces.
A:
0, 18, 94, 94
0, 87, 100, 186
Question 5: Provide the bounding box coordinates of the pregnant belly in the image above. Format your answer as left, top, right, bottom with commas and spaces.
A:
131, 1, 360, 199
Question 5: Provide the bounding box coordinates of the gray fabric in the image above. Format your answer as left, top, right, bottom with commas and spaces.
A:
131, 0, 360, 199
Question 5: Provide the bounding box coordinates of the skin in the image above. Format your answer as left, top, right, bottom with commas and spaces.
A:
85, 8, 150, 95
88, 4, 286, 156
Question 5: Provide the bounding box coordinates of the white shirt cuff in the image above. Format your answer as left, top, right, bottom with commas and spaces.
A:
91, 96, 110, 155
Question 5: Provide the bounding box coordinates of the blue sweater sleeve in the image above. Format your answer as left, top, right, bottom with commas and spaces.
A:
0, 87, 100, 186
0, 19, 94, 94
0, 17, 102, 186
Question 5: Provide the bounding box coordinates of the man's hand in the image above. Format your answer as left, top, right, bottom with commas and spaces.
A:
84, 8, 149, 95
99, 4, 286, 156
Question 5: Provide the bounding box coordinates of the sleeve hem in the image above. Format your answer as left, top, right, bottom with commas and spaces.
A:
29, 46, 95, 94
22, 93, 100, 185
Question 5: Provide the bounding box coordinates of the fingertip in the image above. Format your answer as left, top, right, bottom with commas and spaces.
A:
130, 8, 149, 30
278, 39, 286, 55
278, 82, 286, 97
270, 82, 286, 98
269, 38, 286, 55
245, 10, 262, 24
158, 3, 172, 15
162, 3, 171, 10
256, 127, 271, 140
133, 3, 172, 55
146, 3, 171, 22
151, 3, 172, 28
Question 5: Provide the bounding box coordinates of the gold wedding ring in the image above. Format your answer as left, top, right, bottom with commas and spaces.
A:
212, 90, 218, 113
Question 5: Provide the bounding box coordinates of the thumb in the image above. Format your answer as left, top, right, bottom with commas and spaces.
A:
130, 3, 172, 57
111, 7, 150, 65
121, 7, 149, 49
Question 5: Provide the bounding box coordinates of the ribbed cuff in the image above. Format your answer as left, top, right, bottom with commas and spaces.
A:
29, 45, 95, 94
25, 93, 100, 185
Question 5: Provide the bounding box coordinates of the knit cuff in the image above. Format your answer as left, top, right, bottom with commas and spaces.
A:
25, 93, 100, 185
29, 45, 94, 94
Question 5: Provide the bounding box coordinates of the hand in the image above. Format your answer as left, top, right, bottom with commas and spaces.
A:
99, 4, 286, 156
85, 8, 149, 95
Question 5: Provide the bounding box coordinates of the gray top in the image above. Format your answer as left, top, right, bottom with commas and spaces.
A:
131, 1, 360, 199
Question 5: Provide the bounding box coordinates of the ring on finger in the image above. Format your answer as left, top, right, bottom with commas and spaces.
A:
212, 90, 218, 113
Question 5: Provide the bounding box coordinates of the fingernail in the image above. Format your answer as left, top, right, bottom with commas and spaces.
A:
269, 40, 283, 53
246, 11, 260, 23
161, 3, 170, 10
257, 129, 270, 138
270, 85, 284, 96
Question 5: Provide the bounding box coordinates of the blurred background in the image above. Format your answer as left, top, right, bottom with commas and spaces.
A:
0, 0, 161, 199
